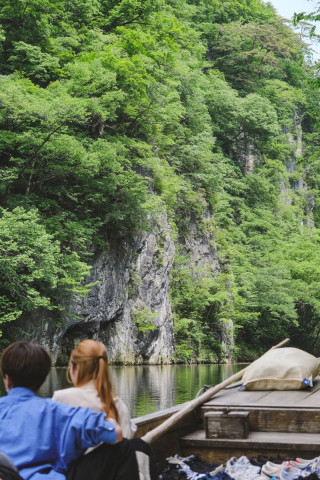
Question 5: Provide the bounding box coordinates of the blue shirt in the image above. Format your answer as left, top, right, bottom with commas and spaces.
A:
0, 387, 117, 480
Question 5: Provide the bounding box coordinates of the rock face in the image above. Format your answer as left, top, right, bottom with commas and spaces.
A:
8, 213, 175, 365
230, 130, 261, 174
8, 209, 230, 364
55, 214, 176, 365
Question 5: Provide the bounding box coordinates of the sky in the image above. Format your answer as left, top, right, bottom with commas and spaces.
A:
267, 0, 320, 60
268, 0, 315, 20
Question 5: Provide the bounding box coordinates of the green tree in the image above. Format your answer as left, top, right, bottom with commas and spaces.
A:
0, 207, 90, 335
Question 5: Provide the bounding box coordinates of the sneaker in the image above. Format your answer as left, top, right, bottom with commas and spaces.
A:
208, 465, 224, 476
225, 456, 239, 472
165, 456, 203, 480
293, 457, 320, 473
184, 456, 221, 474
295, 457, 320, 465
261, 461, 284, 478
225, 462, 262, 480
280, 465, 308, 480
226, 456, 260, 474
256, 456, 285, 467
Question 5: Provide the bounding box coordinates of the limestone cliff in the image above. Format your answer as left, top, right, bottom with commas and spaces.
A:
8, 209, 226, 364
56, 213, 176, 364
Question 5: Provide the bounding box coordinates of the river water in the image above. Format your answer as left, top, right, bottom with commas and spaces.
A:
0, 364, 246, 418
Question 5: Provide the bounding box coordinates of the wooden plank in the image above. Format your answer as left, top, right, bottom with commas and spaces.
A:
253, 389, 312, 407
248, 408, 320, 433
201, 407, 320, 433
180, 429, 320, 449
298, 384, 320, 407
203, 388, 270, 406
300, 396, 320, 407
204, 385, 319, 407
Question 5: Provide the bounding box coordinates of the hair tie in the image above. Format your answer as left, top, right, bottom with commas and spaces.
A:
97, 355, 106, 362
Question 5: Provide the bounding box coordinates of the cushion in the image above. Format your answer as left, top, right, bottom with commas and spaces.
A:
241, 347, 320, 390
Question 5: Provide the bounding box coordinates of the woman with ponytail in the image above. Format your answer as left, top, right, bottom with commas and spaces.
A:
53, 339, 137, 439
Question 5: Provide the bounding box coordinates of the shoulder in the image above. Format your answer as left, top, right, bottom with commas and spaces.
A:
49, 395, 103, 420
53, 385, 103, 412
114, 396, 129, 413
53, 387, 79, 402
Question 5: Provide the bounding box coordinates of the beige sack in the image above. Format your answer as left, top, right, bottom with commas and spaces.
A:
242, 347, 320, 390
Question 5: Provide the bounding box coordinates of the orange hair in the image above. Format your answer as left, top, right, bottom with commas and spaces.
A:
68, 339, 119, 421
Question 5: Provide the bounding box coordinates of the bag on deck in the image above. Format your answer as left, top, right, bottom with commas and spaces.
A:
242, 347, 320, 391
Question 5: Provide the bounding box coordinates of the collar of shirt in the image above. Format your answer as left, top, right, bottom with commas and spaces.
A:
7, 387, 37, 399
78, 380, 96, 390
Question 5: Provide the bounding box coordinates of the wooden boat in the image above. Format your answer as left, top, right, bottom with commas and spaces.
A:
134, 339, 320, 472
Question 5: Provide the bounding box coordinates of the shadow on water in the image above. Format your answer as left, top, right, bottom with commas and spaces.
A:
0, 364, 246, 418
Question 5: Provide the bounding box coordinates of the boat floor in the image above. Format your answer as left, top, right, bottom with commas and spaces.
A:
202, 376, 320, 409
136, 376, 320, 468
181, 376, 320, 463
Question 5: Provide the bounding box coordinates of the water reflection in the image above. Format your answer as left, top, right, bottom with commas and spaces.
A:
0, 364, 246, 418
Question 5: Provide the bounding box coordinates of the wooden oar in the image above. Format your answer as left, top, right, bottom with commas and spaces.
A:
142, 338, 290, 444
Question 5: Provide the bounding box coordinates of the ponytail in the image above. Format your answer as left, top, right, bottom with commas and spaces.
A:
95, 355, 119, 421
69, 339, 119, 420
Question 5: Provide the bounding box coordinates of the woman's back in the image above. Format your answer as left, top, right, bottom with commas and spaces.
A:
53, 380, 136, 439
52, 339, 137, 440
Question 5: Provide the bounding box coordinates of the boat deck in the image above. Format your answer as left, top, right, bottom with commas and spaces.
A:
136, 376, 320, 467
180, 376, 320, 463
203, 376, 320, 409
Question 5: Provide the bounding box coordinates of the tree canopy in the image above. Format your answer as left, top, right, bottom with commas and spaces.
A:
1, 0, 320, 361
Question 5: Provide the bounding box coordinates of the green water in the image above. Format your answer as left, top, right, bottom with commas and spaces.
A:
0, 364, 246, 418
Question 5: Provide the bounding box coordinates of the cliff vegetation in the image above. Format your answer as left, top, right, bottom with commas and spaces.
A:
0, 0, 320, 363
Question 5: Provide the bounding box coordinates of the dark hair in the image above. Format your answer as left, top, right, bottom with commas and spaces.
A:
1, 341, 51, 392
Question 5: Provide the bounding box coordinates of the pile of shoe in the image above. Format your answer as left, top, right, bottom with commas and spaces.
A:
159, 454, 264, 479
225, 456, 265, 479
158, 454, 224, 480
158, 454, 320, 480
261, 456, 320, 479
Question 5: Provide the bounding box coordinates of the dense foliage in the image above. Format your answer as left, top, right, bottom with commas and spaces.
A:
0, 0, 320, 360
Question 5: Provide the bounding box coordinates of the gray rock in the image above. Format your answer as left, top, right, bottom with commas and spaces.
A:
7, 209, 233, 364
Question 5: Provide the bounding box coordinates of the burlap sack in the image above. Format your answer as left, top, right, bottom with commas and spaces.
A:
242, 347, 320, 390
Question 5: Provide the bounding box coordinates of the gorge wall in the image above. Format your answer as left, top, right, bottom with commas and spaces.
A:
5, 110, 305, 365
11, 210, 223, 365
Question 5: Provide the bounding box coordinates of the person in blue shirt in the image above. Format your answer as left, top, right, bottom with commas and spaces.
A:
0, 341, 139, 480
